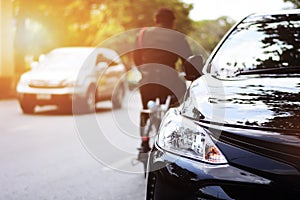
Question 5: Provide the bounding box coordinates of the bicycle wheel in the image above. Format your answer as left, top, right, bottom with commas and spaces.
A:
142, 153, 148, 178
139, 112, 151, 177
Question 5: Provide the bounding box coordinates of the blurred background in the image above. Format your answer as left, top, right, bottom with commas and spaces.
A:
0, 0, 298, 98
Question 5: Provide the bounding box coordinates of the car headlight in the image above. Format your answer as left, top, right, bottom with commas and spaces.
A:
157, 109, 227, 164
18, 75, 30, 86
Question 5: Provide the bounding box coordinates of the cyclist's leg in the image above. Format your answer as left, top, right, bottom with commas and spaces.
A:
138, 85, 153, 153
140, 112, 149, 133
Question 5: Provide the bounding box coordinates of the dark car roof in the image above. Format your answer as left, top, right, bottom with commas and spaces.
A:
246, 8, 300, 18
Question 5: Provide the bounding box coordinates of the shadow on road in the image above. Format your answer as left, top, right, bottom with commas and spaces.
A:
30, 104, 113, 116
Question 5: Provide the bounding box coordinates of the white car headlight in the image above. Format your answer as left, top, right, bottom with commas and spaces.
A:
18, 75, 30, 86
156, 109, 227, 164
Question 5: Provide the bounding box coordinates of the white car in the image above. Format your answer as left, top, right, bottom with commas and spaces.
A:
16, 47, 127, 114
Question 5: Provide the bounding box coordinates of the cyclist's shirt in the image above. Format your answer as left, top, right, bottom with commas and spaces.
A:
133, 27, 192, 108
134, 27, 192, 68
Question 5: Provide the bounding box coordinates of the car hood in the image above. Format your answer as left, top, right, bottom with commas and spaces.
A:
183, 74, 300, 130
20, 68, 81, 83
182, 75, 300, 169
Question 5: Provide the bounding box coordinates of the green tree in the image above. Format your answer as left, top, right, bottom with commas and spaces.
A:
14, 0, 100, 72
87, 0, 193, 45
283, 0, 300, 8
13, 0, 193, 71
14, 0, 193, 50
190, 16, 235, 54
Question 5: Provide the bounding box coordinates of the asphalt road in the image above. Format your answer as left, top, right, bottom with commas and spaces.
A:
0, 91, 146, 200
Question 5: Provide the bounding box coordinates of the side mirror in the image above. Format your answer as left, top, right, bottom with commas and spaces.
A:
183, 55, 203, 81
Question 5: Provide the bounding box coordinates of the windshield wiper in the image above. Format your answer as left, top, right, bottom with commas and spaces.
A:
236, 66, 300, 76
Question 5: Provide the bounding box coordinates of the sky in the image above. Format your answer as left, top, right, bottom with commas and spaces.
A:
183, 0, 295, 21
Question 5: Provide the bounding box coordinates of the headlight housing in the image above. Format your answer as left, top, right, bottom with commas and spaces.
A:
156, 109, 227, 164
18, 75, 30, 86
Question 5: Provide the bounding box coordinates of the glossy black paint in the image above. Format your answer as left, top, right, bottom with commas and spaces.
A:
182, 75, 300, 130
146, 10, 300, 200
147, 150, 300, 200
146, 108, 300, 199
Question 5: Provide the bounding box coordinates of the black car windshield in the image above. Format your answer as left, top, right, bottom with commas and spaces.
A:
209, 14, 300, 79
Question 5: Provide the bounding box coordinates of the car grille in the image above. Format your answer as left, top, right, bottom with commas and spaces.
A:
29, 80, 65, 88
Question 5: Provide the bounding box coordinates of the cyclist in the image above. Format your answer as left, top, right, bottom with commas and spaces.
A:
133, 8, 193, 155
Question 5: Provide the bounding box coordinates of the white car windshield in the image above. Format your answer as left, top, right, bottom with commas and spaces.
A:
39, 51, 90, 70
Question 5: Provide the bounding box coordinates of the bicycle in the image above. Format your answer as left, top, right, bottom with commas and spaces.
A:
135, 95, 172, 178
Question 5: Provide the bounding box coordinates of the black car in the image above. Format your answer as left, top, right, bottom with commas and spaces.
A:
146, 9, 300, 200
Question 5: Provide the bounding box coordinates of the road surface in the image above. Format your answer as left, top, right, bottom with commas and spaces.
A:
0, 91, 146, 200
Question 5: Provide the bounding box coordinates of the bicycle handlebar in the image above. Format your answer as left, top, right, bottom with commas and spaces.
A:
141, 95, 173, 114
